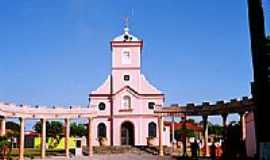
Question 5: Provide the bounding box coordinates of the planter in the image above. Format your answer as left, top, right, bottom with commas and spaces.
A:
99, 137, 108, 146
147, 137, 156, 146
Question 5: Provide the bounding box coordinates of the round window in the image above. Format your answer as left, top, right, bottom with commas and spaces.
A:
148, 102, 155, 109
98, 102, 106, 110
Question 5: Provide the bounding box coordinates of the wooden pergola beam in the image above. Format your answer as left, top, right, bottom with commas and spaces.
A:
154, 98, 255, 116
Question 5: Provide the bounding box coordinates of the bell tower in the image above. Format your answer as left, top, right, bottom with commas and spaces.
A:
110, 22, 143, 92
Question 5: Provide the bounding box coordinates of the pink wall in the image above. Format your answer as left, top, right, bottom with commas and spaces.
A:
113, 90, 163, 115
112, 70, 141, 92
112, 47, 141, 69
92, 118, 111, 146
245, 112, 256, 158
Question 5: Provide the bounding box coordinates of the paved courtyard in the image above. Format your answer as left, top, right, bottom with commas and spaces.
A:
26, 154, 213, 160
29, 154, 174, 160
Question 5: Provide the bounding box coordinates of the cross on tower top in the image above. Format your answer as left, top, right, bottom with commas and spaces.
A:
124, 16, 129, 28
124, 16, 129, 34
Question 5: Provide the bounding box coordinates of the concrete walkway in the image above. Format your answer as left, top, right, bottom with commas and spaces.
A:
26, 154, 214, 160
28, 153, 174, 160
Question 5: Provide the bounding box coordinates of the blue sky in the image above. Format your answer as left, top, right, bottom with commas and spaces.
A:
0, 1, 269, 127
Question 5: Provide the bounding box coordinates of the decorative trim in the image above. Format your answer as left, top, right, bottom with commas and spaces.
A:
89, 85, 165, 98
89, 94, 111, 97
114, 85, 164, 97
112, 67, 140, 70
111, 41, 143, 43
119, 109, 133, 112
110, 41, 143, 49
112, 45, 142, 48
95, 114, 159, 119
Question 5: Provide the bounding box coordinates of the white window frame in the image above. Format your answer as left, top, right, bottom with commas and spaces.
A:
122, 95, 131, 109
121, 49, 131, 64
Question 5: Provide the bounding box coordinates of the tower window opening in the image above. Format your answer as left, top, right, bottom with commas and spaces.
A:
148, 102, 155, 110
98, 102, 106, 110
124, 75, 130, 81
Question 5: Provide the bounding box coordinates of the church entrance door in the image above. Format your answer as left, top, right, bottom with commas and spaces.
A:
121, 121, 134, 145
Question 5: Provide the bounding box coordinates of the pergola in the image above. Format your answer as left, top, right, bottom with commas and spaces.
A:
154, 96, 255, 156
0, 102, 96, 160
0, 97, 255, 159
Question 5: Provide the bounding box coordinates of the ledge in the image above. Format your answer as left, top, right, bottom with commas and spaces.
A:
119, 109, 133, 112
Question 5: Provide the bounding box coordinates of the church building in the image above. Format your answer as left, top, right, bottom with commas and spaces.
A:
89, 25, 170, 146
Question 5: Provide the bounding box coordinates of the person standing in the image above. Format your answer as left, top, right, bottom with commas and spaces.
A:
210, 142, 216, 160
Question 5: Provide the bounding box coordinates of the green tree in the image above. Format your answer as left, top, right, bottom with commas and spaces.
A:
70, 123, 87, 137
208, 124, 224, 136
0, 136, 11, 159
199, 121, 224, 136
6, 121, 19, 132
186, 118, 195, 124
6, 121, 20, 137
175, 127, 195, 140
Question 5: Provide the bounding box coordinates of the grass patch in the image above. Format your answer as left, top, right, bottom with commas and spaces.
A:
9, 148, 72, 158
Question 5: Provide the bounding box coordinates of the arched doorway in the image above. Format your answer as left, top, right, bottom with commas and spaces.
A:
121, 121, 134, 145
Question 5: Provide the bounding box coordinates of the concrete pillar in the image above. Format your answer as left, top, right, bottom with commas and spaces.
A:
65, 118, 70, 159
172, 115, 176, 152
182, 115, 187, 156
88, 117, 93, 157
203, 115, 209, 156
222, 114, 228, 140
239, 112, 246, 141
172, 115, 176, 143
222, 113, 228, 155
41, 118, 46, 159
0, 117, 6, 136
158, 116, 164, 156
19, 118, 25, 160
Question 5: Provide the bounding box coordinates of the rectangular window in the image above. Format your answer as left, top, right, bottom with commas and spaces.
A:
148, 102, 155, 109
124, 75, 130, 81
122, 51, 131, 64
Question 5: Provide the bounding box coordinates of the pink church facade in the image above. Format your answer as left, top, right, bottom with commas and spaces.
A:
88, 26, 170, 146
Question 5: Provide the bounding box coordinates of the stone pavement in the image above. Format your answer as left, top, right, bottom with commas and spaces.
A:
26, 154, 213, 160
29, 153, 174, 160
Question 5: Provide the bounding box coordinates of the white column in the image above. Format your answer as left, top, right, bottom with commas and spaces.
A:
19, 118, 25, 160
41, 118, 46, 159
172, 115, 175, 143
181, 115, 187, 156
0, 117, 6, 136
172, 115, 176, 152
65, 118, 70, 159
222, 114, 228, 140
222, 113, 228, 155
158, 116, 164, 156
88, 117, 93, 157
239, 112, 246, 141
